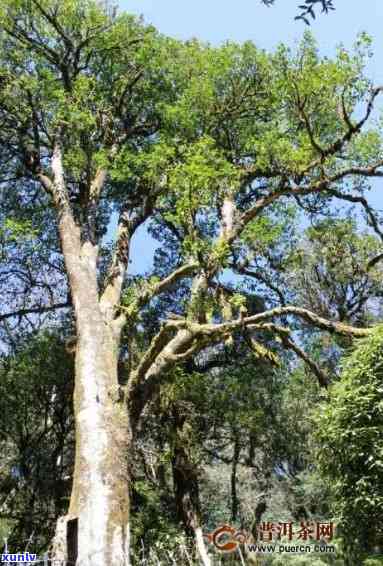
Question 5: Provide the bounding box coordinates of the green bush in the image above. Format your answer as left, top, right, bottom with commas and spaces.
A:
314, 326, 383, 564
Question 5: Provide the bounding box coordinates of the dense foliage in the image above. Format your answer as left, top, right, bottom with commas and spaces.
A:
0, 333, 74, 551
315, 327, 383, 564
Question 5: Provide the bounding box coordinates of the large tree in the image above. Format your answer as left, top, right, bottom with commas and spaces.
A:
0, 1, 383, 563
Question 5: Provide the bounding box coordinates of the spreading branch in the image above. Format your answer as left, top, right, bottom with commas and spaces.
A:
164, 306, 371, 337
126, 302, 370, 423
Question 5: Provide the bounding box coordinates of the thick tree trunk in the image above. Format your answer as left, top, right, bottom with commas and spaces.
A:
51, 210, 131, 565
71, 319, 130, 565
53, 313, 131, 566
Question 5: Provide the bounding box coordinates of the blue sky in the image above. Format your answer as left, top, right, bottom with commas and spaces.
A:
118, 0, 383, 273
121, 0, 383, 80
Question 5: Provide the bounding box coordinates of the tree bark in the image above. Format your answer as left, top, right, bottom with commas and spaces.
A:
68, 313, 131, 566
52, 206, 131, 565
53, 304, 131, 565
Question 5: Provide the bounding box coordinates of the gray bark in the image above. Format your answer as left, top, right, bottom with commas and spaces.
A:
52, 188, 131, 565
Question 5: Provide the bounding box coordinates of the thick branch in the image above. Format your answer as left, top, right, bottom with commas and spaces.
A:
236, 161, 383, 240
140, 262, 199, 306
100, 210, 134, 312
127, 302, 368, 426
128, 307, 366, 407
30, 0, 73, 49
128, 324, 175, 394
165, 306, 371, 337
128, 329, 195, 426
36, 171, 54, 196
325, 86, 383, 158
101, 188, 158, 313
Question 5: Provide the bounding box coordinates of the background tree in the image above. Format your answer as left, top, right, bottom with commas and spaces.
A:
288, 219, 383, 327
0, 333, 74, 553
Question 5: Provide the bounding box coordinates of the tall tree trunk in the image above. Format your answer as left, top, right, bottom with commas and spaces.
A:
70, 318, 130, 566
53, 301, 131, 565
51, 207, 131, 565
